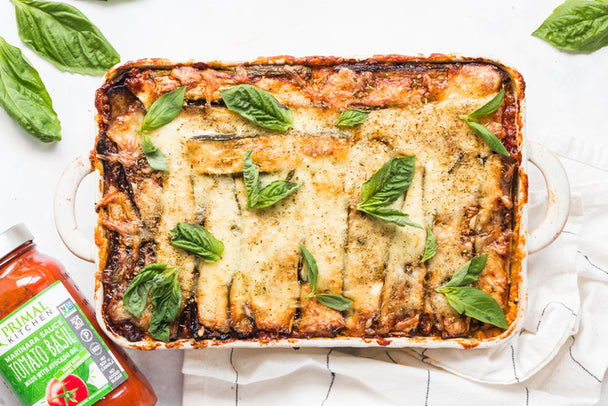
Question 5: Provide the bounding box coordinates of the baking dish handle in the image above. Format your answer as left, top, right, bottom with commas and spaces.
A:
54, 153, 96, 262
526, 141, 571, 254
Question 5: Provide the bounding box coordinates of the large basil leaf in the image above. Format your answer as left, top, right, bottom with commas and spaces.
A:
0, 36, 60, 142
171, 222, 224, 262
315, 294, 354, 311
139, 86, 186, 133
435, 286, 508, 329
243, 148, 302, 208
220, 85, 293, 132
149, 269, 181, 342
421, 227, 437, 262
123, 263, 168, 318
532, 0, 608, 52
359, 156, 416, 209
335, 109, 369, 127
299, 243, 318, 297
140, 133, 169, 173
12, 0, 120, 75
357, 206, 422, 228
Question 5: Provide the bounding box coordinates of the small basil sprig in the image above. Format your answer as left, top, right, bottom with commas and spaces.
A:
138, 86, 186, 172
220, 84, 293, 132
533, 0, 608, 53
421, 227, 437, 262
141, 133, 169, 173
435, 254, 508, 329
356, 156, 422, 228
148, 268, 181, 342
123, 263, 168, 317
171, 222, 224, 262
123, 263, 182, 342
335, 109, 368, 127
459, 89, 510, 157
243, 149, 303, 209
11, 0, 120, 75
299, 244, 353, 311
0, 36, 61, 142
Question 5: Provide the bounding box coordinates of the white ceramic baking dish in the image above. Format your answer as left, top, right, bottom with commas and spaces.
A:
53, 56, 570, 350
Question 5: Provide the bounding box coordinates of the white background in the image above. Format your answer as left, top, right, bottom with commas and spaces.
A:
0, 0, 606, 405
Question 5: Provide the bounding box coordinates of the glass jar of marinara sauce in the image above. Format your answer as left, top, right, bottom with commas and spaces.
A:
0, 224, 157, 406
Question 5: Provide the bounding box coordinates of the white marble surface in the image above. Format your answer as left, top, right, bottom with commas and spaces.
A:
0, 0, 606, 404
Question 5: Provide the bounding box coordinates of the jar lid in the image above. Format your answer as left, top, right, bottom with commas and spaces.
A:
0, 223, 34, 261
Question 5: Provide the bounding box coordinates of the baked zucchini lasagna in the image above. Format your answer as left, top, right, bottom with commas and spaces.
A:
93, 56, 525, 348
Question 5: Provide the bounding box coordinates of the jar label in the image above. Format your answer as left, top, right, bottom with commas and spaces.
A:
0, 281, 127, 406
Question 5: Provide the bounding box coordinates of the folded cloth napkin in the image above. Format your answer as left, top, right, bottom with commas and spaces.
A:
183, 136, 608, 406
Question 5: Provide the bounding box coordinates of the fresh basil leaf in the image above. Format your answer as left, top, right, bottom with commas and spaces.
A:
220, 84, 293, 132
243, 149, 260, 207
11, 0, 120, 74
243, 148, 302, 208
421, 227, 437, 262
315, 293, 354, 311
463, 119, 510, 157
357, 206, 423, 228
467, 88, 505, 118
532, 0, 608, 52
123, 263, 168, 318
444, 254, 488, 288
149, 268, 181, 342
299, 244, 318, 298
171, 222, 224, 262
335, 109, 369, 127
435, 286, 508, 329
140, 133, 169, 172
254, 180, 303, 208
139, 86, 186, 132
0, 36, 61, 142
359, 156, 416, 208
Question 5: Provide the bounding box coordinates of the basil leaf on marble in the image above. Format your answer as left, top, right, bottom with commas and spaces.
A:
12, 0, 120, 74
139, 86, 186, 133
532, 0, 608, 52
141, 133, 169, 172
220, 84, 293, 132
0, 36, 61, 142
315, 294, 354, 311
123, 263, 170, 318
171, 222, 224, 262
335, 109, 369, 127
421, 227, 437, 262
434, 286, 508, 329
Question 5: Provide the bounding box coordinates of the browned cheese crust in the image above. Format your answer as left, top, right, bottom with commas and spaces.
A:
93, 56, 524, 345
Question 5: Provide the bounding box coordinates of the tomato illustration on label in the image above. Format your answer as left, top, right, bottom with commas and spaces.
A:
46, 375, 89, 406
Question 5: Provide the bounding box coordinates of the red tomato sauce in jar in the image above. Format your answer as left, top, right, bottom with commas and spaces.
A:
0, 224, 157, 406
